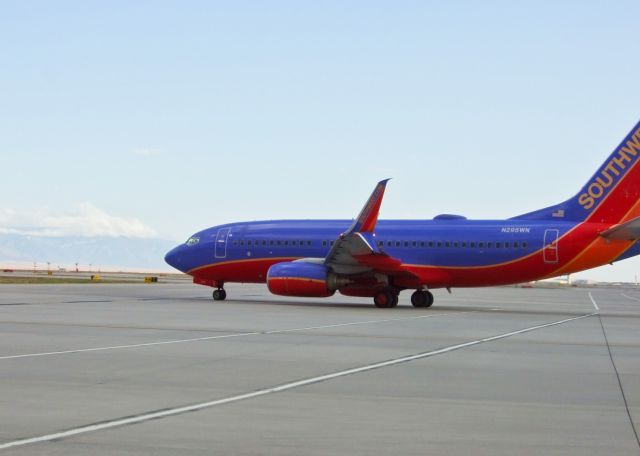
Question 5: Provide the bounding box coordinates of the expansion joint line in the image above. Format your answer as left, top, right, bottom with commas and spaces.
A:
589, 292, 640, 449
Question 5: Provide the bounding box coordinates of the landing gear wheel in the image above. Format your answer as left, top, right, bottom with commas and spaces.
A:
411, 290, 426, 307
411, 290, 434, 308
374, 289, 398, 308
212, 289, 227, 301
424, 290, 434, 307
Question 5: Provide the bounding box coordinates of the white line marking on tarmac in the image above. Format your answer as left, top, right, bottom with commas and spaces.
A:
621, 292, 640, 302
0, 311, 596, 450
588, 292, 600, 312
0, 332, 262, 360
0, 312, 467, 360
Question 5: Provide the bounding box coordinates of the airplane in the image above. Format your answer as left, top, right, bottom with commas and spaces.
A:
165, 119, 640, 308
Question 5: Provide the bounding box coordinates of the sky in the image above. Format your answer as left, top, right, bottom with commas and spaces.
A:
1, 1, 640, 280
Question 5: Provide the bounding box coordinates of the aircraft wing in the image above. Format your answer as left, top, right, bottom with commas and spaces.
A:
320, 180, 419, 280
600, 216, 640, 240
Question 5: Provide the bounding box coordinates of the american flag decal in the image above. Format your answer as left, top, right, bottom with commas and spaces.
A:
552, 209, 565, 218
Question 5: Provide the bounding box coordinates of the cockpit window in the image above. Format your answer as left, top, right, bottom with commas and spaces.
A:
186, 236, 200, 246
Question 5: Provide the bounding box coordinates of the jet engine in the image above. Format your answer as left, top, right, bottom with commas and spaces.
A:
267, 262, 350, 297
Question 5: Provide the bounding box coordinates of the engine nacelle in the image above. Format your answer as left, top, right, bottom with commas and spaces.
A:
267, 262, 348, 297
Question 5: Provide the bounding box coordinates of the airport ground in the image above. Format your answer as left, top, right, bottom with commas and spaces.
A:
0, 281, 639, 455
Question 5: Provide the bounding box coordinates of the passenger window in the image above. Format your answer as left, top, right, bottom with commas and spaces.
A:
453, 242, 458, 248
322, 240, 327, 247
445, 242, 450, 248
420, 241, 425, 247
487, 242, 492, 248
233, 240, 238, 246
395, 241, 401, 247
461, 242, 467, 247
429, 241, 434, 247
496, 242, 501, 248
277, 241, 281, 246
330, 241, 335, 246
292, 240, 297, 246
240, 240, 244, 246
478, 242, 484, 248
387, 241, 392, 247
412, 241, 417, 247
504, 242, 509, 248
522, 242, 528, 248
378, 241, 384, 247
470, 242, 475, 247
404, 241, 409, 247
307, 241, 312, 246
437, 241, 442, 247
284, 240, 288, 246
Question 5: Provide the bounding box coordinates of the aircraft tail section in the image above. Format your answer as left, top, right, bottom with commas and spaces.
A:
512, 119, 640, 224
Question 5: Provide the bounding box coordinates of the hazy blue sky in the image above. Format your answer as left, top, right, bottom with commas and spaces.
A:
1, 1, 639, 280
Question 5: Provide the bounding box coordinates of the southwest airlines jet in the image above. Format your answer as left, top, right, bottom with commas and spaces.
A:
165, 120, 640, 308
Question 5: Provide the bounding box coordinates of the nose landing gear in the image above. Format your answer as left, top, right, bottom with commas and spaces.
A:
212, 288, 227, 301
410, 290, 434, 308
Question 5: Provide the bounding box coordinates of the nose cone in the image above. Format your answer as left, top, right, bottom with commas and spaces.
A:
165, 245, 186, 272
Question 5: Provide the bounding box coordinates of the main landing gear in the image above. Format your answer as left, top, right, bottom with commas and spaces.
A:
373, 288, 435, 308
374, 288, 399, 308
410, 290, 434, 308
212, 288, 226, 301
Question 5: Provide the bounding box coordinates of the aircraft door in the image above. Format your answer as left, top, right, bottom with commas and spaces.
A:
215, 228, 230, 258
543, 229, 559, 264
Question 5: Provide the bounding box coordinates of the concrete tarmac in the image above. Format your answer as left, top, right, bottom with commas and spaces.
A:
0, 283, 638, 455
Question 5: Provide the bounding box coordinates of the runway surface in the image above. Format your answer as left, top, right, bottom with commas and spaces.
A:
0, 283, 639, 455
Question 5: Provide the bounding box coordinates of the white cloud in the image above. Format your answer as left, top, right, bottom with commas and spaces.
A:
0, 203, 157, 238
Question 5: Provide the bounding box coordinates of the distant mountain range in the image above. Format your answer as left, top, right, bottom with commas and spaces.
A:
0, 234, 177, 271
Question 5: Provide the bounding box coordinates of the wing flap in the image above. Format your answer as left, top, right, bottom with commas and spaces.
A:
326, 233, 382, 274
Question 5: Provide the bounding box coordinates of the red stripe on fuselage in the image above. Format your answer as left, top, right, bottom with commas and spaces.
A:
190, 257, 299, 285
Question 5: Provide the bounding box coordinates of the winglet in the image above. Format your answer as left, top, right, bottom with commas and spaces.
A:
347, 179, 390, 234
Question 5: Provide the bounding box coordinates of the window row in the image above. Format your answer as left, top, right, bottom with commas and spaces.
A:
233, 239, 314, 247
231, 239, 529, 249
377, 240, 528, 249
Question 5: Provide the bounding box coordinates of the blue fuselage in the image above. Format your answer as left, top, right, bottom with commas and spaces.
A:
166, 218, 579, 277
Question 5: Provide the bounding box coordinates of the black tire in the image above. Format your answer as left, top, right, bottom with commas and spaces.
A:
391, 293, 399, 307
411, 290, 427, 307
424, 290, 434, 307
213, 289, 226, 301
374, 290, 395, 308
